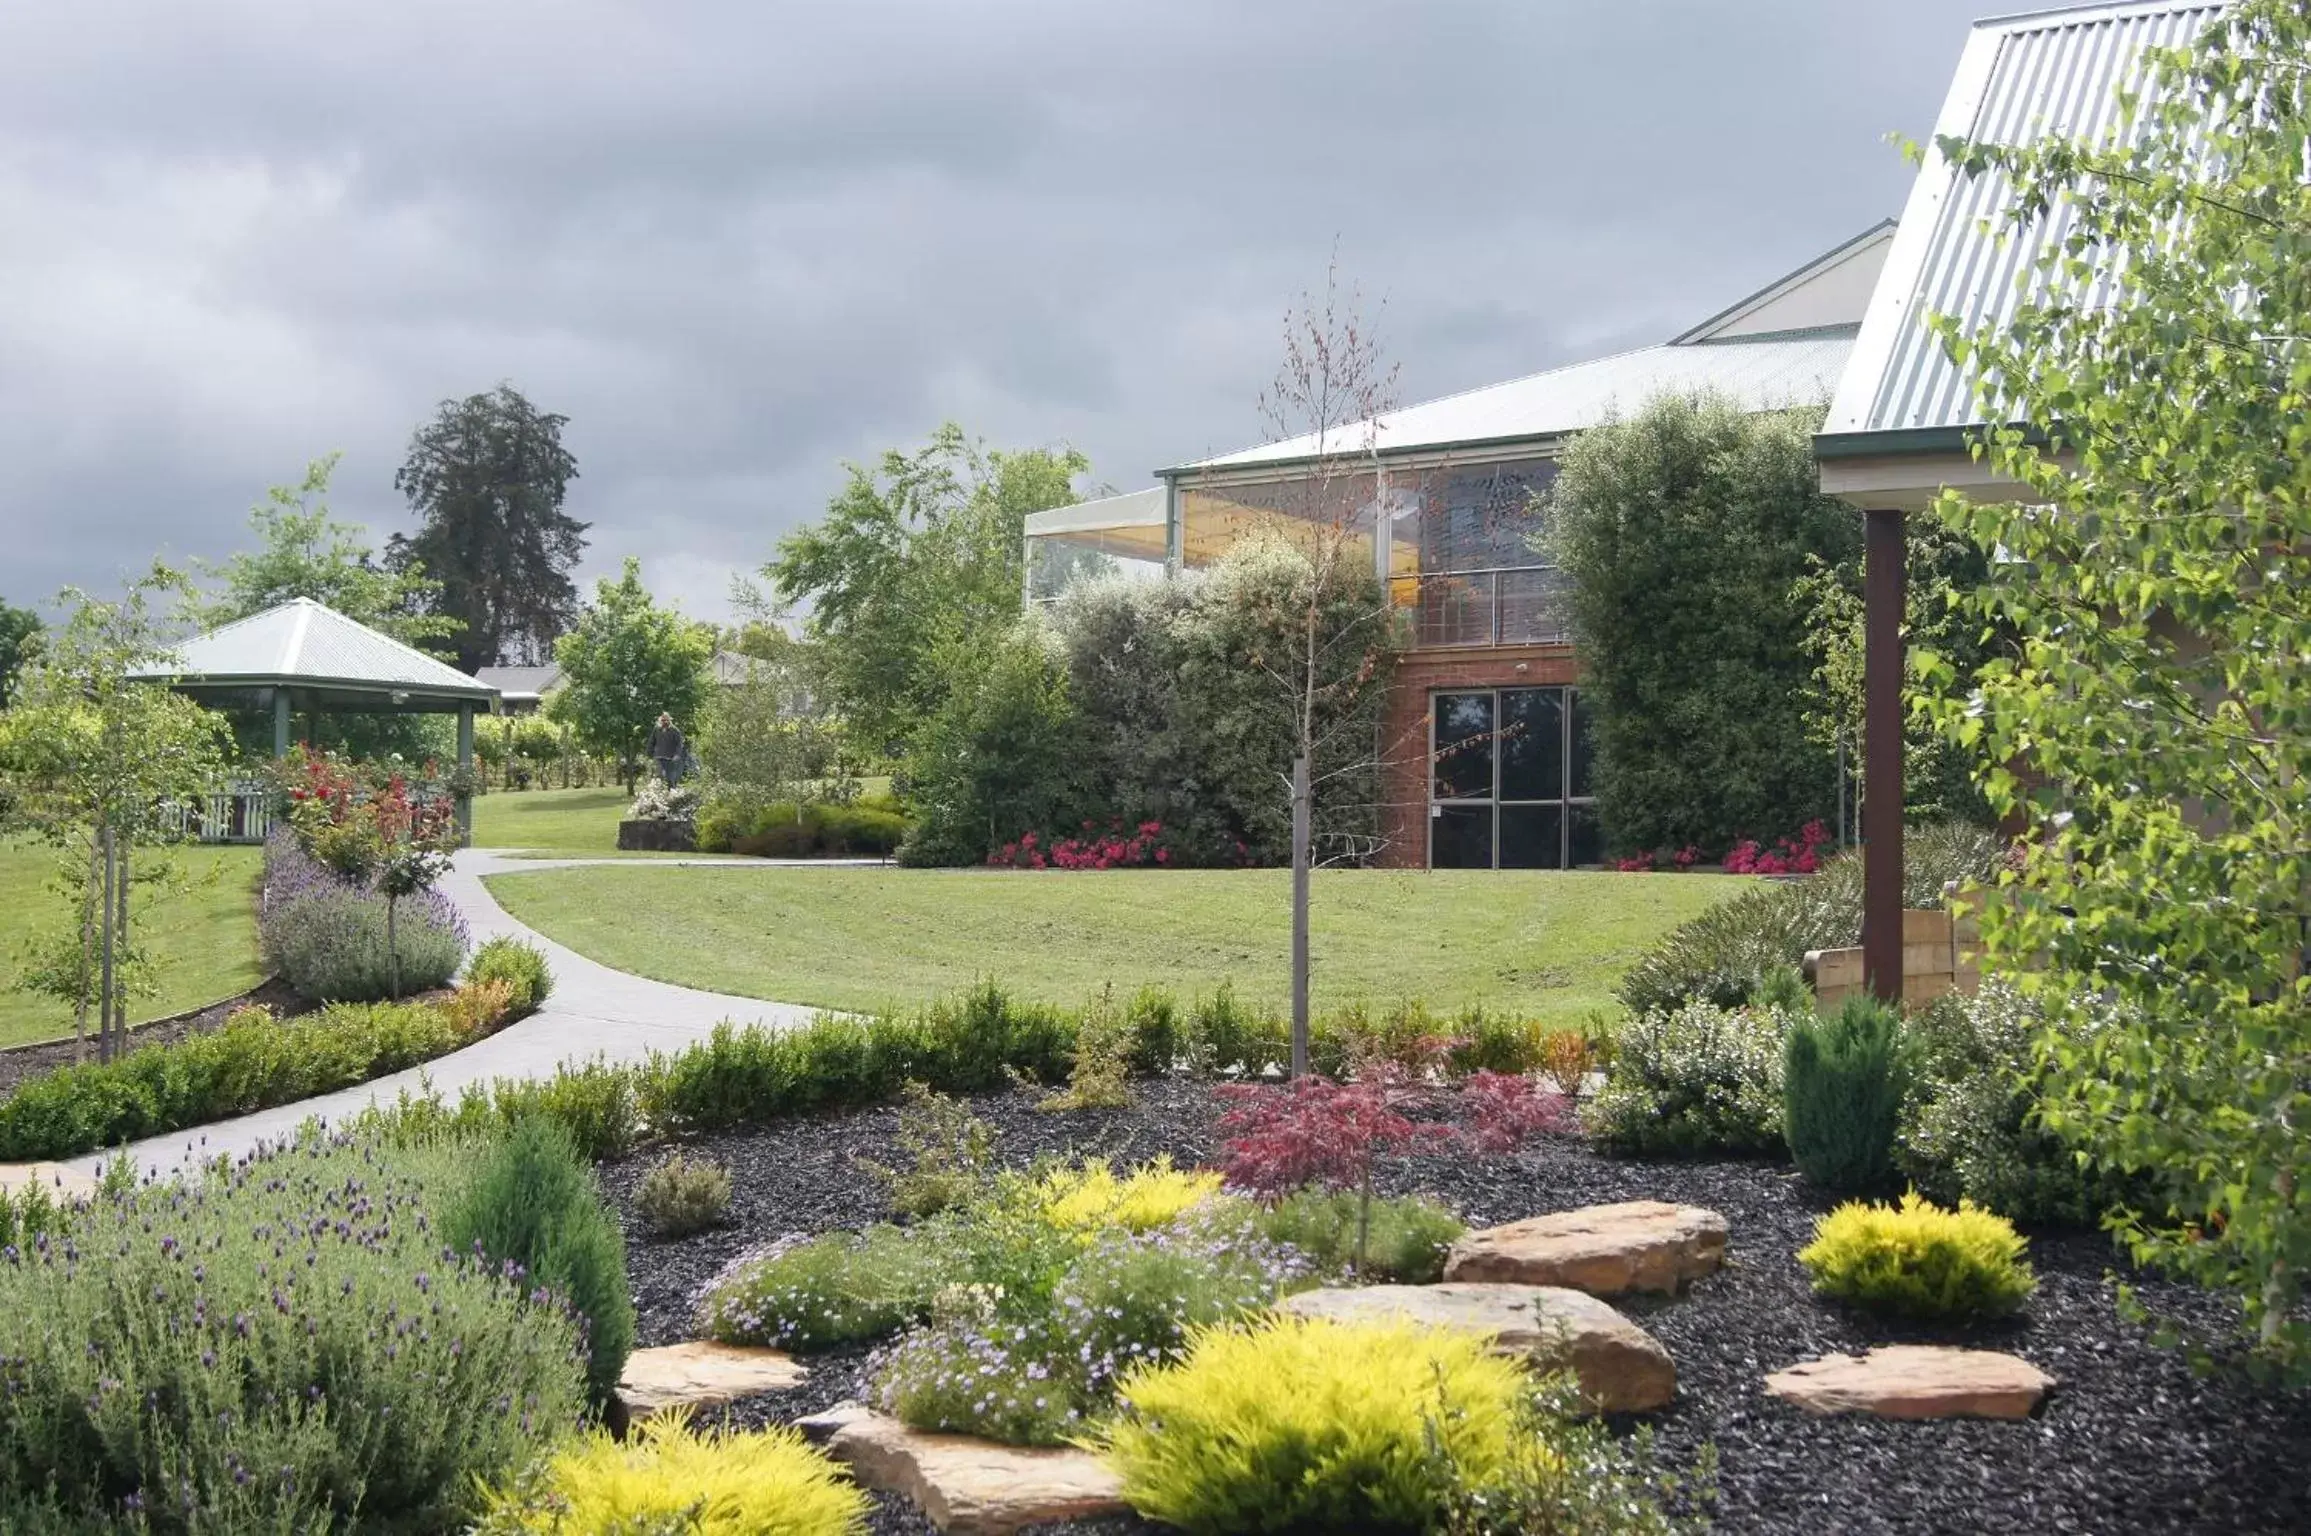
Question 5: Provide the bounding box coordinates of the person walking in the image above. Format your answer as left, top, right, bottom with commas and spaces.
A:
648, 711, 687, 785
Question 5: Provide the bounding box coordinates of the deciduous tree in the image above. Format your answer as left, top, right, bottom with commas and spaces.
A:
0, 599, 38, 709
549, 559, 713, 793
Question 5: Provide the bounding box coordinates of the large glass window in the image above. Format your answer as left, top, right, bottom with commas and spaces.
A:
1428, 686, 1599, 868
1178, 473, 1378, 575
1385, 458, 1570, 648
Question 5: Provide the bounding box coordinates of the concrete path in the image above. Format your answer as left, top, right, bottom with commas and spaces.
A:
117, 848, 829, 1175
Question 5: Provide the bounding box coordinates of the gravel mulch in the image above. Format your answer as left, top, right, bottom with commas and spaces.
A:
0, 977, 312, 1097
603, 1078, 2311, 1536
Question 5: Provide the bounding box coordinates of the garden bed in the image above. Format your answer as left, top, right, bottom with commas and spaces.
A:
0, 976, 313, 1097
603, 1077, 2311, 1535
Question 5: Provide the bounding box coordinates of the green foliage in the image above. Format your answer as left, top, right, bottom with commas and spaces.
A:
1241, 1189, 1466, 1283
264, 877, 468, 1002
0, 595, 41, 710
1915, 0, 2311, 1371
1798, 1191, 2037, 1321
1038, 983, 1135, 1111
0, 1137, 586, 1529
1096, 1316, 1528, 1536
0, 999, 465, 1160
1783, 995, 1909, 1193
854, 1081, 999, 1218
635, 1151, 734, 1240
475, 1414, 868, 1536
897, 621, 1082, 866
550, 557, 715, 790
699, 1224, 955, 1350
441, 1117, 636, 1412
1433, 1376, 1714, 1536
766, 422, 1087, 754
350, 1059, 642, 1163
695, 797, 908, 858
1584, 999, 1790, 1157
389, 383, 587, 674
692, 641, 840, 809
1550, 394, 1860, 855
467, 935, 554, 1015
0, 1173, 66, 1252
1617, 823, 2006, 1014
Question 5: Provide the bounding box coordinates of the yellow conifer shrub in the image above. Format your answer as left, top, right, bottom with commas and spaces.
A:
475, 1412, 867, 1536
1797, 1190, 2037, 1320
1035, 1156, 1223, 1234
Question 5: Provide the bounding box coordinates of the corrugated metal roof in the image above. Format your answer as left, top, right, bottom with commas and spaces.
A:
1177, 329, 1857, 474
1023, 485, 1168, 536
1822, 0, 2223, 445
475, 664, 562, 698
135, 598, 498, 700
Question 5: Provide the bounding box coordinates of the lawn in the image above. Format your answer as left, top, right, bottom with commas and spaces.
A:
0, 840, 264, 1049
486, 864, 1744, 1024
472, 780, 898, 858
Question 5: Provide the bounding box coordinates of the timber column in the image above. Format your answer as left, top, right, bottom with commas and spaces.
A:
1862, 507, 1906, 1002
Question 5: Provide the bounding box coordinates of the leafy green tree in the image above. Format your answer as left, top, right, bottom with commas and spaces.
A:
389, 385, 588, 671
898, 623, 1081, 867
1550, 394, 1860, 856
765, 423, 1086, 754
1918, 0, 2311, 1374
0, 566, 231, 1061
0, 599, 38, 710
192, 454, 461, 651
549, 559, 713, 793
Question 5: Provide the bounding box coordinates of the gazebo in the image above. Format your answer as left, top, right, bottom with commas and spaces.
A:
133, 597, 500, 838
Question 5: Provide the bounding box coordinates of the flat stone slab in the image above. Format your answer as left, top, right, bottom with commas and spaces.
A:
1445, 1200, 1728, 1297
0, 1162, 98, 1201
826, 1409, 1128, 1536
1765, 1346, 2054, 1421
1278, 1282, 1674, 1412
615, 1340, 807, 1419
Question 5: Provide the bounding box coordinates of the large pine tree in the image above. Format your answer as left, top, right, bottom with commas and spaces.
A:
389, 385, 588, 671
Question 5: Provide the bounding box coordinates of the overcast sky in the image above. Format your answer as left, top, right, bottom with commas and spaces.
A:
0, 0, 1992, 628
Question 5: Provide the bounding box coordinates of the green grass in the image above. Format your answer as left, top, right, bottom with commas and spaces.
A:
0, 841, 264, 1049
486, 864, 1746, 1024
471, 780, 898, 859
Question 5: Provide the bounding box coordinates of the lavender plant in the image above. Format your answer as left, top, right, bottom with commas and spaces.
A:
260, 829, 468, 1003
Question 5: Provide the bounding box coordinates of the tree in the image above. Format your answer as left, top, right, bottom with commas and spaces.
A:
897, 623, 1082, 867
765, 423, 1085, 754
389, 385, 587, 671
192, 454, 461, 652
0, 599, 38, 709
549, 559, 713, 793
0, 566, 231, 1061
1550, 394, 1861, 857
1917, 0, 2311, 1374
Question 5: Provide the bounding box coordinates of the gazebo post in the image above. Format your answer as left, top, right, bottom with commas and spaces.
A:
271, 688, 292, 758
1862, 507, 1906, 1003
455, 703, 475, 844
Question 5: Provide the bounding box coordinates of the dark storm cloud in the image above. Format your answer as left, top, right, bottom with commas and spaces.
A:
0, 0, 1991, 622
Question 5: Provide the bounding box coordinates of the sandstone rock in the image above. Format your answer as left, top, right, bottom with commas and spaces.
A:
1764, 1346, 2054, 1420
795, 1400, 873, 1444
0, 1162, 99, 1202
1445, 1200, 1728, 1297
615, 1340, 807, 1419
826, 1411, 1129, 1536
1277, 1282, 1674, 1412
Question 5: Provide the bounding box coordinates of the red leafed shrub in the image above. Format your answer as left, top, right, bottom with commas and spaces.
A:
1460, 1070, 1572, 1153
989, 819, 1179, 871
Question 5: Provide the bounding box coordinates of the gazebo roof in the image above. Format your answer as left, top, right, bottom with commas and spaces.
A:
134, 598, 498, 708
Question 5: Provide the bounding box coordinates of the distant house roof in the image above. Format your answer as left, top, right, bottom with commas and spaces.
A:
136, 598, 497, 705
475, 663, 563, 702
1820, 0, 2223, 456
711, 650, 764, 685
1168, 223, 1894, 477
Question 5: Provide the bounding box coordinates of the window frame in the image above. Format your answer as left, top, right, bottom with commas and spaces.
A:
1427, 685, 1598, 869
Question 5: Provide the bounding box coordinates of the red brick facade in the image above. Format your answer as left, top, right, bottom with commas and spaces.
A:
1376, 642, 1582, 868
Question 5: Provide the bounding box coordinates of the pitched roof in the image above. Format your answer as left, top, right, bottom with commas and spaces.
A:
136, 598, 497, 702
1168, 225, 1893, 476
1820, 0, 2224, 452
1023, 486, 1168, 538
475, 663, 563, 699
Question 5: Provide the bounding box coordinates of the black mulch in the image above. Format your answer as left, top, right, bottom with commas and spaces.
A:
602, 1078, 2311, 1536
0, 977, 313, 1096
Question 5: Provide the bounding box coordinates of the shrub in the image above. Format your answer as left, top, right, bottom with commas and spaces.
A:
0, 1174, 67, 1252
443, 976, 518, 1035
0, 998, 465, 1161
1783, 995, 1909, 1193
1449, 1010, 1549, 1076
1037, 983, 1134, 1110
1536, 1027, 1599, 1092
1049, 1222, 1314, 1397
636, 1151, 734, 1239
260, 828, 468, 1002
442, 1117, 637, 1412
1096, 1316, 1527, 1536
1217, 1069, 1451, 1274
872, 1315, 1087, 1446
699, 798, 910, 858
352, 1063, 645, 1163
854, 1081, 998, 1218
897, 623, 1083, 868
1617, 822, 2007, 1014
1243, 1189, 1466, 1283
0, 1136, 586, 1529
468, 935, 554, 1014
1182, 982, 1286, 1077
1797, 1191, 2037, 1321
1583, 999, 1790, 1158
699, 1225, 955, 1350
476, 1411, 868, 1536
1033, 1156, 1222, 1234
1432, 1376, 1713, 1536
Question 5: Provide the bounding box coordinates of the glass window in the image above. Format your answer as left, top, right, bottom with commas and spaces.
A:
1498, 689, 1563, 802
1178, 474, 1377, 575
1568, 687, 1595, 798
1431, 692, 1494, 800
1498, 804, 1564, 869
1425, 685, 1603, 869
1568, 803, 1604, 867
1431, 806, 1494, 869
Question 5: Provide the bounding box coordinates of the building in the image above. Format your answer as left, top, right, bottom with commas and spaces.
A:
1026, 223, 1894, 870
474, 651, 773, 716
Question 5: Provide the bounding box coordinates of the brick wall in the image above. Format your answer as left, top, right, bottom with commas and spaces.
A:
1375, 643, 1581, 869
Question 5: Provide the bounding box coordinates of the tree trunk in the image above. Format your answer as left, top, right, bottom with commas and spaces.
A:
1356, 1161, 1373, 1277
387, 893, 401, 1002
74, 832, 100, 1065
114, 839, 131, 1058
1290, 753, 1312, 1079
97, 826, 116, 1066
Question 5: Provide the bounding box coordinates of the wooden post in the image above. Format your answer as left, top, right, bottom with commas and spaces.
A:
456, 703, 475, 844
271, 687, 292, 758
1863, 507, 1906, 1003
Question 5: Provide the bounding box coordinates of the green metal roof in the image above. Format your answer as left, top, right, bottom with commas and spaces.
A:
134, 598, 497, 704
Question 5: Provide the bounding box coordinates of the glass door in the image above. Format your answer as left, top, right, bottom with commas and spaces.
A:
1428, 687, 1599, 868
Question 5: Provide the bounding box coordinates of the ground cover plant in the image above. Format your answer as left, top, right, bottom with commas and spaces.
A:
0, 1134, 587, 1529
1797, 1191, 2037, 1322
475, 1412, 868, 1536
487, 862, 1741, 1022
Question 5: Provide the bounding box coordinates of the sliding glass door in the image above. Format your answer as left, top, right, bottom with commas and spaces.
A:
1429, 687, 1599, 869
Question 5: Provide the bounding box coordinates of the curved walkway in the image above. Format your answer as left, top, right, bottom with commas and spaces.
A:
120, 849, 826, 1175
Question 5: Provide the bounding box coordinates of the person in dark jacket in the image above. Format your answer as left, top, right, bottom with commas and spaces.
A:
648, 712, 687, 785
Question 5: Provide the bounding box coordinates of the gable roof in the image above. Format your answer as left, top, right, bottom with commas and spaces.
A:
1819, 0, 2224, 454
1167, 224, 1891, 477
136, 597, 498, 702
476, 663, 563, 700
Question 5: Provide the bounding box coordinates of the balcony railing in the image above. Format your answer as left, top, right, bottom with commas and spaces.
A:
1407, 565, 1572, 649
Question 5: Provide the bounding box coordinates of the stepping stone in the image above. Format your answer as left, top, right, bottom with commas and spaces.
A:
1764, 1346, 2054, 1420
615, 1340, 808, 1420
1277, 1282, 1674, 1412
1444, 1200, 1728, 1297
0, 1162, 98, 1202
824, 1410, 1129, 1536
